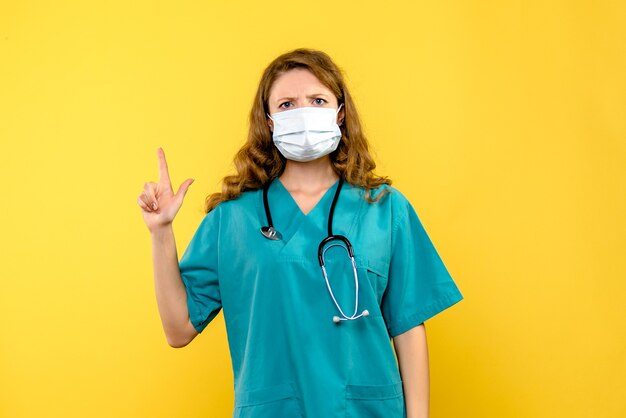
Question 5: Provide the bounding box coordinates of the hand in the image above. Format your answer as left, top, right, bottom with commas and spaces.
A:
137, 147, 194, 232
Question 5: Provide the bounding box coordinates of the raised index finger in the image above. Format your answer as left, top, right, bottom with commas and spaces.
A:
156, 147, 171, 186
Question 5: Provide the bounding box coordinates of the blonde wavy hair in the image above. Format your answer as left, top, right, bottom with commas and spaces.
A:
204, 48, 391, 213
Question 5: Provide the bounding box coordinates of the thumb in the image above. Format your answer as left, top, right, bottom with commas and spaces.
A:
175, 178, 195, 202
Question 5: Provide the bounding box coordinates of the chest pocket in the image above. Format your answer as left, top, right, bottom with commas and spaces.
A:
345, 381, 405, 418
355, 256, 390, 308
233, 382, 303, 418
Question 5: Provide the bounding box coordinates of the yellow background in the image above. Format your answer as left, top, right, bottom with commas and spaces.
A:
1, 1, 624, 417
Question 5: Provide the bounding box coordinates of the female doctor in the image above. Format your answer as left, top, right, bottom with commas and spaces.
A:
138, 48, 463, 418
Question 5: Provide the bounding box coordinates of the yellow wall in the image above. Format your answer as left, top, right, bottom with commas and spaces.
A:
1, 1, 624, 417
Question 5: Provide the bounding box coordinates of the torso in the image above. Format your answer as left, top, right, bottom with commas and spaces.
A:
194, 179, 407, 417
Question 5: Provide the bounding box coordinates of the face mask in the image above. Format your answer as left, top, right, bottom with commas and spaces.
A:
267, 104, 343, 162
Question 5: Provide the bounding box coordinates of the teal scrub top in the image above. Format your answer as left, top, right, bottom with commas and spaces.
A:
178, 178, 464, 418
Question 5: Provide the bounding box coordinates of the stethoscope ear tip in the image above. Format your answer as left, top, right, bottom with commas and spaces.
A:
333, 316, 341, 323
362, 310, 369, 317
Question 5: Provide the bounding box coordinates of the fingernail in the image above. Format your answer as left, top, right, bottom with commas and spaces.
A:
152, 202, 157, 210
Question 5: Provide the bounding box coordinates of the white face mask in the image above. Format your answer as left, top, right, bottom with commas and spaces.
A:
267, 104, 343, 162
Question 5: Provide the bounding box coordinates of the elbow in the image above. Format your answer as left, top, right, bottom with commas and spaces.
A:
166, 334, 192, 348
165, 327, 195, 348
164, 318, 199, 348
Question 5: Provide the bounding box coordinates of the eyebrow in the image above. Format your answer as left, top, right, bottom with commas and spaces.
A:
274, 93, 330, 103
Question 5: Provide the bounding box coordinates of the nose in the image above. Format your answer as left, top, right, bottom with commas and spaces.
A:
292, 98, 314, 108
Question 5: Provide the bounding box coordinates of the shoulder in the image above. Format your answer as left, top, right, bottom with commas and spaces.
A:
350, 182, 412, 212
370, 183, 409, 203
346, 182, 415, 226
203, 188, 262, 220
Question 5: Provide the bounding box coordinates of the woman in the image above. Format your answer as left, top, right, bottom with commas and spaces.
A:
138, 48, 463, 418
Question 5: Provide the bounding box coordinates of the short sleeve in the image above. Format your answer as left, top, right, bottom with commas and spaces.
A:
178, 208, 222, 334
381, 194, 464, 338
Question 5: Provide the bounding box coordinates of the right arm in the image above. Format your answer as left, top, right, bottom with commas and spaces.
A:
150, 224, 198, 347
137, 147, 198, 348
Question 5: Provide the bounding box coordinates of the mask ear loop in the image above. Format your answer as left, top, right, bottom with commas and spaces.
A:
337, 103, 344, 126
266, 112, 274, 133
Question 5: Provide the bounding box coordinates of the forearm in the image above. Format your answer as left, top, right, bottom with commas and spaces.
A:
393, 323, 430, 418
150, 224, 195, 345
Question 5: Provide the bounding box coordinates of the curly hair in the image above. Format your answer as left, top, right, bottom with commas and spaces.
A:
204, 48, 391, 213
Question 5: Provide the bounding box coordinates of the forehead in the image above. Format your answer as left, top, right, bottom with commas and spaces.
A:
268, 68, 333, 99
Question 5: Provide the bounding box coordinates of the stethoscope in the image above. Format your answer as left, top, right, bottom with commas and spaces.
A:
261, 177, 369, 323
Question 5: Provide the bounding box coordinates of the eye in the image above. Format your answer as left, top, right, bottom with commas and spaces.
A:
279, 101, 292, 109
313, 98, 327, 105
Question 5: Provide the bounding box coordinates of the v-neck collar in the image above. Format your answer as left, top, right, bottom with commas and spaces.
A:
275, 177, 341, 218
263, 177, 340, 249
261, 178, 360, 260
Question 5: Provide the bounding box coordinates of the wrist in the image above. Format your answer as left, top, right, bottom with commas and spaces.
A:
150, 223, 174, 240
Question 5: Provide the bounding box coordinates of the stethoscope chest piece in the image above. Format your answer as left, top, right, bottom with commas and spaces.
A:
260, 226, 282, 241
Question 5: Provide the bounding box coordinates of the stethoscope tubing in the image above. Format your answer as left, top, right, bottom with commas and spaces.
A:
261, 177, 369, 323
321, 243, 363, 321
